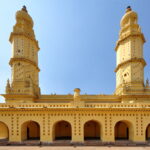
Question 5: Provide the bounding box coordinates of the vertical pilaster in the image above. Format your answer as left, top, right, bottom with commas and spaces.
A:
102, 113, 114, 142
9, 114, 21, 142
72, 112, 83, 142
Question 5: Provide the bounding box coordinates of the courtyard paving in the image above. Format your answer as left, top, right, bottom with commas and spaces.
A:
0, 147, 150, 150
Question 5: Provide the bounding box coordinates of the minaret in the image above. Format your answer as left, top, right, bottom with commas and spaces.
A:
115, 6, 146, 95
3, 6, 40, 102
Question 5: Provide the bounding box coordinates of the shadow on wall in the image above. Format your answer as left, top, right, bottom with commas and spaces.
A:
0, 122, 9, 141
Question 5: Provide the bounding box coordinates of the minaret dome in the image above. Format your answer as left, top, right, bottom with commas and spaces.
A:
15, 6, 33, 28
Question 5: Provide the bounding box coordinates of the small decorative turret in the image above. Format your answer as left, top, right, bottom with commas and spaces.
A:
146, 78, 150, 87
74, 88, 81, 100
6, 79, 11, 94
71, 88, 84, 107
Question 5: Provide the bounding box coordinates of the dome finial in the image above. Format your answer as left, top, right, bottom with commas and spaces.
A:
126, 6, 132, 13
22, 5, 28, 13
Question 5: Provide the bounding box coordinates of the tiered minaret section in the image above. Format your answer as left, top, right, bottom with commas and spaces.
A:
4, 6, 40, 102
115, 6, 147, 95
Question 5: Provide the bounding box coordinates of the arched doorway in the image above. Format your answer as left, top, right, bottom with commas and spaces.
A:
146, 124, 150, 141
21, 121, 40, 141
54, 121, 71, 140
0, 122, 9, 141
115, 121, 129, 140
84, 120, 100, 140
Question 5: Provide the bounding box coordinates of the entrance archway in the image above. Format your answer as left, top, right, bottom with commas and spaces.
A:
0, 122, 9, 141
84, 120, 100, 140
54, 120, 71, 140
146, 124, 150, 141
21, 121, 40, 141
115, 121, 130, 140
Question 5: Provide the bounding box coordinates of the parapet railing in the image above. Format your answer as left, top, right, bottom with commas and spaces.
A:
0, 103, 150, 108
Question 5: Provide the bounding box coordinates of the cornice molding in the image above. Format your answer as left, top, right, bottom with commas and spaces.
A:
115, 58, 146, 72
9, 57, 40, 71
115, 33, 145, 51
0, 107, 150, 112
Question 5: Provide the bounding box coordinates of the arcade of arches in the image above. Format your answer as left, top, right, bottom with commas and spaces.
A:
0, 117, 150, 143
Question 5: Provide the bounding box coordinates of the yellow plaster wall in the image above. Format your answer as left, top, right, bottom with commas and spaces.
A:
0, 109, 149, 143
0, 122, 9, 140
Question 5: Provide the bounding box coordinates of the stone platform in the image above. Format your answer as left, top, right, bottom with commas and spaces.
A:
0, 140, 150, 146
0, 146, 150, 150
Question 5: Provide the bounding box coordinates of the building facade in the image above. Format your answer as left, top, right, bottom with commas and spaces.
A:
0, 6, 150, 144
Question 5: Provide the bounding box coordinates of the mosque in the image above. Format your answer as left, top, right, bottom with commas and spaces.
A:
0, 6, 150, 145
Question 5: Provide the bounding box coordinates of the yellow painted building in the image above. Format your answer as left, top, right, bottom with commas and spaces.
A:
0, 6, 150, 144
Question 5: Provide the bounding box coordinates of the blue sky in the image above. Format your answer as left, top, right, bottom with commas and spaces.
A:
0, 0, 150, 102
